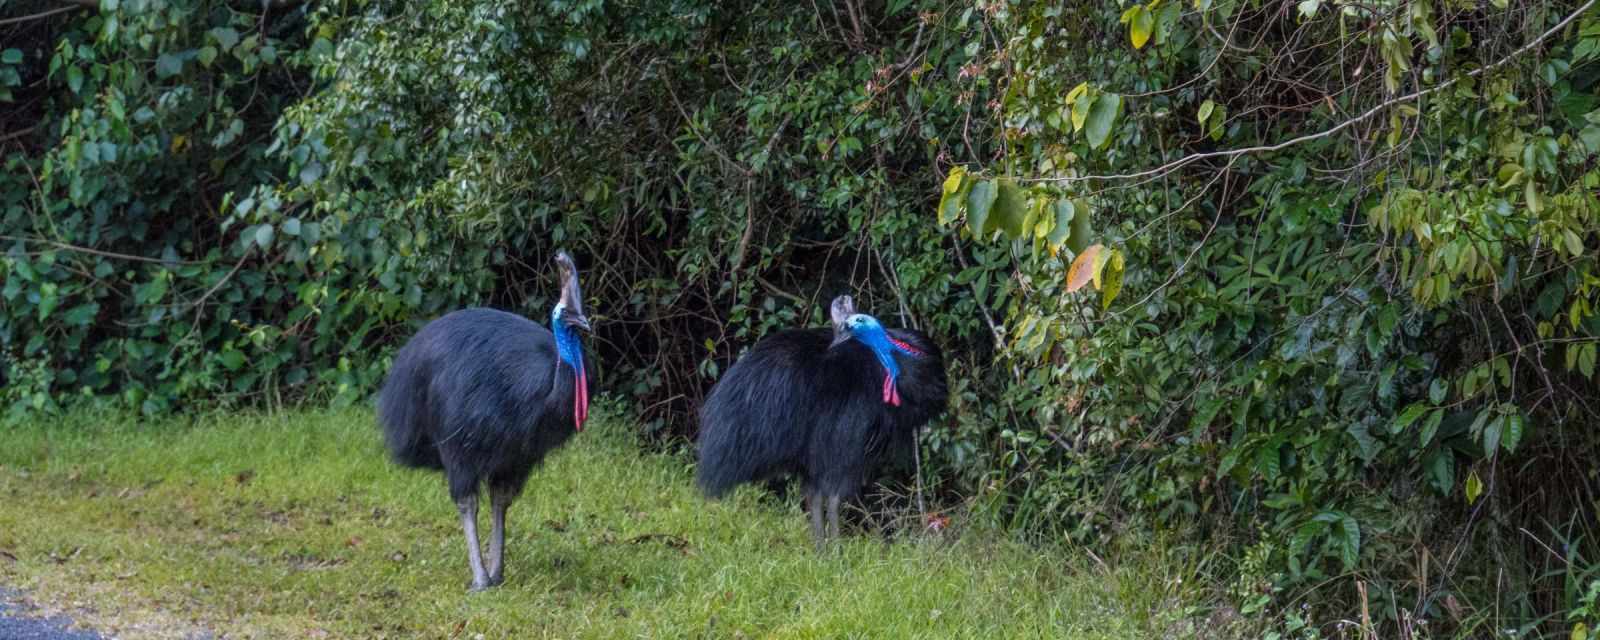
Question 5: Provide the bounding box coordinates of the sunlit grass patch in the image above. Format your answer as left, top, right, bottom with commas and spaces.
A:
1, 407, 1209, 638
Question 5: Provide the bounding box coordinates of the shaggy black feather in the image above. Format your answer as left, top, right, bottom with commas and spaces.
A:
695, 324, 948, 507
378, 308, 580, 501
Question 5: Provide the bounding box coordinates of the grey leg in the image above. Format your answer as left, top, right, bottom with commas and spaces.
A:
826, 495, 842, 541
457, 494, 491, 591
806, 490, 826, 549
486, 485, 516, 587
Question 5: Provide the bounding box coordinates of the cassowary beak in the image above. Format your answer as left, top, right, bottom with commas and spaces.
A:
829, 330, 852, 349
566, 313, 592, 332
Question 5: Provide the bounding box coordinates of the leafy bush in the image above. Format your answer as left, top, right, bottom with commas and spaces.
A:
5, 0, 1599, 634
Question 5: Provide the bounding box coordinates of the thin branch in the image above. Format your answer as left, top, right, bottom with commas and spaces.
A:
1027, 0, 1597, 185
0, 127, 36, 143
0, 4, 83, 26
0, 235, 206, 265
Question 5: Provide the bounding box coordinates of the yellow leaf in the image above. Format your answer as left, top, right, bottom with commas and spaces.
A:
1066, 244, 1103, 293
1066, 83, 1092, 132
1465, 470, 1483, 505
1572, 622, 1589, 640
937, 166, 969, 225
1092, 244, 1113, 290
170, 134, 187, 153
1065, 82, 1088, 105
1129, 6, 1154, 50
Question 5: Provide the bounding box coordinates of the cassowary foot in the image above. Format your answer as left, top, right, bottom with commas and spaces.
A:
468, 579, 493, 592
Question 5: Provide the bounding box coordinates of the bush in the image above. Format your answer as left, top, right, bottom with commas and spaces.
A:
5, 0, 1598, 634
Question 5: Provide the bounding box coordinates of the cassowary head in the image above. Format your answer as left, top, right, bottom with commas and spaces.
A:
827, 295, 922, 406
551, 251, 591, 332
550, 250, 591, 430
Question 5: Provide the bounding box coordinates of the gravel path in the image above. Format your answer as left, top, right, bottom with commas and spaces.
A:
0, 589, 104, 640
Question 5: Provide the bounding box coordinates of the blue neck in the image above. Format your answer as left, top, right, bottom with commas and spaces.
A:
853, 325, 902, 380
553, 320, 583, 374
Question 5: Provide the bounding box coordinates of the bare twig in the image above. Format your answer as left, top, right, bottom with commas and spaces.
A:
0, 4, 82, 26
0, 234, 205, 265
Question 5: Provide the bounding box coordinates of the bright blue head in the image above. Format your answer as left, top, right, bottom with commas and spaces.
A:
839, 313, 904, 379
551, 303, 586, 371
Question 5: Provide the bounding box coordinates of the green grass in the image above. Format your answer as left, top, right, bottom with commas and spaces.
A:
0, 407, 1211, 639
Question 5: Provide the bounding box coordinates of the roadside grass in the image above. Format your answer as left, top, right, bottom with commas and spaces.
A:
0, 407, 1212, 638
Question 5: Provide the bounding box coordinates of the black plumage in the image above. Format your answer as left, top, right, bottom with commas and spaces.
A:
377, 251, 592, 591
695, 295, 948, 545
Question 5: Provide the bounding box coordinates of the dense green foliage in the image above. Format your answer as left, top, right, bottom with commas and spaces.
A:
5, 0, 1599, 635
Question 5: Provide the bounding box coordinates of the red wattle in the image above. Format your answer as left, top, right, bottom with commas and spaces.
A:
882, 375, 901, 406
888, 337, 924, 356
574, 365, 589, 431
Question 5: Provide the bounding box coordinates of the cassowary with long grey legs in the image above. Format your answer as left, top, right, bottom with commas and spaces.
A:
696, 295, 948, 546
377, 251, 592, 591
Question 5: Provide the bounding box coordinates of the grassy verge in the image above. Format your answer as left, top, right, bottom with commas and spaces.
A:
0, 407, 1211, 638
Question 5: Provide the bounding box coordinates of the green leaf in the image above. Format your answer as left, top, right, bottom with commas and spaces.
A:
992, 178, 1029, 239
938, 166, 970, 225
62, 303, 99, 326
1580, 125, 1600, 153
1256, 442, 1281, 482
966, 180, 998, 238
1085, 93, 1122, 150
1427, 449, 1454, 495
283, 217, 302, 236
254, 224, 275, 249
138, 276, 169, 305
1289, 520, 1325, 559
1419, 409, 1444, 447
1428, 378, 1447, 403
1046, 200, 1074, 251
1393, 403, 1427, 432
1100, 249, 1125, 310
1337, 515, 1360, 570
1465, 469, 1483, 504
1066, 198, 1093, 254
209, 27, 241, 52
1, 49, 21, 65
1501, 413, 1524, 454
1346, 422, 1377, 462
100, 0, 119, 10
1197, 99, 1215, 126
155, 53, 182, 79
197, 46, 217, 67
1482, 415, 1504, 458
219, 350, 246, 371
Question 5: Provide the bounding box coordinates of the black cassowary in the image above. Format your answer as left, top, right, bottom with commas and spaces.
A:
377, 251, 592, 591
696, 295, 948, 545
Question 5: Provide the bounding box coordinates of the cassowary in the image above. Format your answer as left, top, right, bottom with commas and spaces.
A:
377, 251, 592, 591
696, 295, 948, 546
